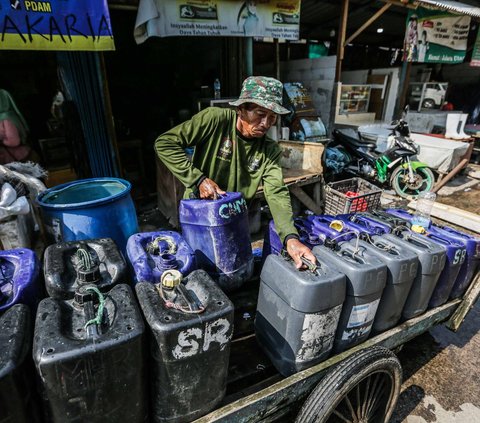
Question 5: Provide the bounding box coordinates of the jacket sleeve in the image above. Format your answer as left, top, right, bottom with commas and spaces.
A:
154, 108, 221, 188
262, 144, 298, 244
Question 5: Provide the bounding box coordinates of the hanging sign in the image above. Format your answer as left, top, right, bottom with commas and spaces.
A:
0, 0, 115, 51
134, 0, 301, 44
403, 7, 470, 64
470, 30, 480, 67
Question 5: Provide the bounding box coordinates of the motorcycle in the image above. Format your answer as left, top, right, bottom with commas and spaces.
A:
329, 112, 435, 199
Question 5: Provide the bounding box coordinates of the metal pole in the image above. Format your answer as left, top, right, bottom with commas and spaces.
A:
335, 0, 349, 82
246, 37, 253, 76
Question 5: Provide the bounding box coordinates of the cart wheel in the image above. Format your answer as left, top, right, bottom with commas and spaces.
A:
422, 98, 435, 109
295, 346, 402, 423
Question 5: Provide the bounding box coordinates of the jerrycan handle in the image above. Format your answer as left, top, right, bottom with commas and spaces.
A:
340, 248, 366, 264
425, 232, 452, 245
281, 249, 318, 274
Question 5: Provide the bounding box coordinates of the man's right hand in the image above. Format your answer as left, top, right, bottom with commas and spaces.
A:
198, 178, 226, 199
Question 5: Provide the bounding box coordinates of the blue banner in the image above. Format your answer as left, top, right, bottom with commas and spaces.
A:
1, 0, 115, 50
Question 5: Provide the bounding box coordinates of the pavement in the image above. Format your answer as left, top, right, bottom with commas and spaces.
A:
389, 166, 480, 423
391, 300, 480, 423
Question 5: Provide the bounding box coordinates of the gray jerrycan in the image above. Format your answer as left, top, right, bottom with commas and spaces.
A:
313, 242, 387, 353
359, 235, 419, 333
393, 232, 446, 319
255, 253, 346, 376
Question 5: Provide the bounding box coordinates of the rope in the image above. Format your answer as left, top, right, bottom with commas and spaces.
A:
84, 286, 106, 329
76, 248, 92, 270
155, 276, 205, 315
146, 236, 177, 255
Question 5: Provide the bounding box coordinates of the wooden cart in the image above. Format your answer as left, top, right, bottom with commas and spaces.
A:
190, 211, 480, 423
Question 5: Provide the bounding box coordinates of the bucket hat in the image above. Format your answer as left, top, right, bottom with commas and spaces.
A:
229, 76, 290, 115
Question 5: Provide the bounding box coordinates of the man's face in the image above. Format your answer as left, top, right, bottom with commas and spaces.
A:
238, 104, 278, 138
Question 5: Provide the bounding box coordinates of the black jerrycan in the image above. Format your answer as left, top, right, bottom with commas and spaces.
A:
33, 284, 147, 423
0, 304, 42, 423
136, 269, 234, 423
43, 238, 128, 300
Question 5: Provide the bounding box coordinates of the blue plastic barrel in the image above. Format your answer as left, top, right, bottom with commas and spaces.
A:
36, 178, 138, 253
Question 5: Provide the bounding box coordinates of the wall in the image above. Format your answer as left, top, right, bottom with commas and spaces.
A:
256, 56, 336, 130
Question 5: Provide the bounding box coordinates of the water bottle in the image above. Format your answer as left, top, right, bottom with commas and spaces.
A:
411, 191, 436, 231
214, 78, 221, 99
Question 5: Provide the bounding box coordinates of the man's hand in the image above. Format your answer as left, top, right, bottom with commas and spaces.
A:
198, 177, 226, 199
286, 238, 317, 269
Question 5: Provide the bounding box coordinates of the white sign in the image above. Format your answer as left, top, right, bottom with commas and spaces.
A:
134, 0, 301, 44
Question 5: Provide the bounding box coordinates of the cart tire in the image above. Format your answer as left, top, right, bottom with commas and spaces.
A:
295, 346, 402, 423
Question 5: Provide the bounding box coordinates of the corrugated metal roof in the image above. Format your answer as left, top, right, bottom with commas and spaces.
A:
416, 0, 480, 17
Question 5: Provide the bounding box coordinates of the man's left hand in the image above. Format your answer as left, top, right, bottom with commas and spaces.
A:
286, 238, 317, 269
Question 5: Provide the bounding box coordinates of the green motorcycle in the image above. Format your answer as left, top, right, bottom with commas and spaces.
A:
332, 118, 435, 199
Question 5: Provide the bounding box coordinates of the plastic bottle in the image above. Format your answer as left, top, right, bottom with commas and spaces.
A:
411, 191, 436, 231
214, 78, 221, 99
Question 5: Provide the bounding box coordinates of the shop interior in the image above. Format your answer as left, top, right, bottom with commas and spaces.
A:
1, 0, 480, 212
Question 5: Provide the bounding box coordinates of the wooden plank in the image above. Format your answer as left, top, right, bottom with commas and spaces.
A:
279, 140, 324, 174
194, 300, 460, 423
289, 185, 324, 215
407, 200, 480, 233
254, 172, 322, 199
432, 158, 469, 193
446, 272, 480, 332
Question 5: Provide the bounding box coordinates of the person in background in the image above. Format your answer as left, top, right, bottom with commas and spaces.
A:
155, 76, 316, 269
417, 30, 429, 62
0, 89, 39, 165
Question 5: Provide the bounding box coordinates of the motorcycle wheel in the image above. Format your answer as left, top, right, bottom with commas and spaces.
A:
391, 166, 435, 198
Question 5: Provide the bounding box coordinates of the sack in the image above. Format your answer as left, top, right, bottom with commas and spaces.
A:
0, 145, 32, 165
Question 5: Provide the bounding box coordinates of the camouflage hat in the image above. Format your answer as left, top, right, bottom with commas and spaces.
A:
229, 76, 290, 115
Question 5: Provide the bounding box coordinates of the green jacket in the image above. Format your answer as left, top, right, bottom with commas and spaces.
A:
154, 107, 297, 243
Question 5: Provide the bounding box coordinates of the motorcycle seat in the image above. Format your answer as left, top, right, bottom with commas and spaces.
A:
334, 128, 377, 148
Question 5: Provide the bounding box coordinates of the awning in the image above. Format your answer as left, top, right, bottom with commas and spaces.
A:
415, 0, 480, 18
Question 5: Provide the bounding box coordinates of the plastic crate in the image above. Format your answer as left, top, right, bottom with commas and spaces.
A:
324, 178, 382, 215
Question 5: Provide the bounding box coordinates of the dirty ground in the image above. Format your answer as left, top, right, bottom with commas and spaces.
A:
390, 170, 480, 423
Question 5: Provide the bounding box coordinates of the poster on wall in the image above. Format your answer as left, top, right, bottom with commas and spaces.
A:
403, 7, 470, 64
0, 0, 115, 51
134, 0, 301, 44
470, 30, 480, 67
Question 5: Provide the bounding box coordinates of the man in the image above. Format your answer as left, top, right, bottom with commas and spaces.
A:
155, 76, 316, 269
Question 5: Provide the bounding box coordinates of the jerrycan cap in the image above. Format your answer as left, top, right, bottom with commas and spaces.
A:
329, 219, 344, 232
411, 224, 427, 234
161, 269, 183, 289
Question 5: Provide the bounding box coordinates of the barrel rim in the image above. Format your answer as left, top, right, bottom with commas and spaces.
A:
36, 177, 132, 210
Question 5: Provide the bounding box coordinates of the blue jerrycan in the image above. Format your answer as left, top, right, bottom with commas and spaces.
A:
337, 213, 391, 236
370, 209, 411, 230
256, 253, 346, 376
306, 215, 359, 244
433, 225, 480, 299
262, 218, 322, 260
179, 192, 253, 291
126, 230, 196, 284
0, 248, 40, 313
424, 229, 466, 308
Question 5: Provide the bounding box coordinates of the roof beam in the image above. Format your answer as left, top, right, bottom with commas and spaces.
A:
344, 2, 392, 45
